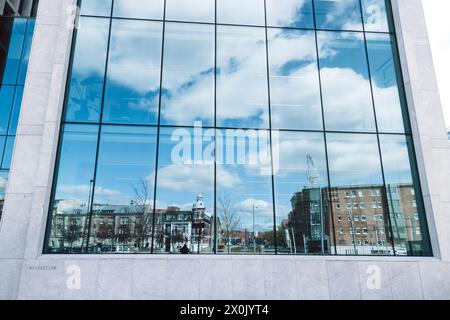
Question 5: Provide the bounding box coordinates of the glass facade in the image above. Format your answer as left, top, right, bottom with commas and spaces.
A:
44, 0, 431, 256
0, 16, 35, 219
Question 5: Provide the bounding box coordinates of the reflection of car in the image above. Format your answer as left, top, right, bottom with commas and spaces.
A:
218, 243, 225, 249
115, 245, 131, 253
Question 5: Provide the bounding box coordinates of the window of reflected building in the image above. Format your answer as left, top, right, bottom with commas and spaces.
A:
44, 0, 432, 256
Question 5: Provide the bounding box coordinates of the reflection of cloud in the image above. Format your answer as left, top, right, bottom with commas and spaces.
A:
326, 135, 383, 185
59, 184, 122, 196
317, 0, 363, 31
75, 16, 401, 131
154, 164, 241, 192
113, 0, 164, 19
166, 0, 215, 23
266, 0, 310, 27
237, 198, 274, 231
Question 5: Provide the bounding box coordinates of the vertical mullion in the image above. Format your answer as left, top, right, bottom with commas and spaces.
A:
263, 0, 278, 255
150, 0, 167, 254
83, 0, 114, 253
359, 0, 396, 256
312, 0, 338, 256
213, 0, 217, 255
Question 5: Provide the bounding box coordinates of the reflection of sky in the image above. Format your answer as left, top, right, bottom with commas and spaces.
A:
161, 22, 215, 126
156, 127, 214, 213
379, 134, 414, 185
103, 19, 162, 125
327, 133, 383, 187
1, 18, 27, 85
318, 31, 376, 132
217, 25, 269, 129
315, 0, 363, 31
113, 0, 164, 20
66, 17, 109, 123
56, 2, 418, 233
54, 125, 98, 205
94, 126, 157, 205
274, 131, 328, 224
80, 0, 112, 17
216, 129, 273, 231
366, 33, 405, 133
268, 28, 322, 130
166, 0, 215, 23
266, 0, 314, 28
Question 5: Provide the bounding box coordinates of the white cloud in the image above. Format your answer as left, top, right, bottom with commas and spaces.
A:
423, 0, 450, 127
153, 163, 241, 192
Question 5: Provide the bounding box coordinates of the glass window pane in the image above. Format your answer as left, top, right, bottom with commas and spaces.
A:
89, 125, 157, 253
17, 19, 35, 85
45, 124, 99, 253
0, 137, 5, 163
113, 0, 164, 20
1, 18, 26, 85
0, 85, 15, 134
266, 0, 314, 29
161, 23, 215, 126
166, 0, 215, 23
217, 26, 269, 129
217, 0, 265, 26
103, 19, 163, 125
317, 31, 376, 132
1, 136, 14, 169
216, 128, 274, 254
267, 28, 322, 130
361, 0, 390, 32
80, 0, 112, 17
155, 127, 214, 254
366, 33, 406, 133
65, 17, 109, 123
327, 133, 393, 255
274, 131, 332, 255
315, 0, 363, 31
7, 85, 23, 135
379, 134, 431, 256
0, 170, 8, 217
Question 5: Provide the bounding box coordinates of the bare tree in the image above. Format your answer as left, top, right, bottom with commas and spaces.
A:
65, 218, 82, 253
132, 179, 154, 251
217, 194, 241, 254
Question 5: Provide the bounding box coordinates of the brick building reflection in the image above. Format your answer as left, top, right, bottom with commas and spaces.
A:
279, 184, 425, 256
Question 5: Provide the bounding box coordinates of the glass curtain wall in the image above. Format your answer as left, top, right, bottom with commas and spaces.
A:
0, 16, 35, 220
44, 0, 432, 256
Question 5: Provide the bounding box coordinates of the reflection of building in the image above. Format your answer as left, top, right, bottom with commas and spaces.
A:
281, 184, 424, 256
0, 0, 38, 16
47, 195, 212, 254
330, 185, 391, 255
282, 187, 331, 255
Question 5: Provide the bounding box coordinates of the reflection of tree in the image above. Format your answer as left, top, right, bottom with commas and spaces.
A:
262, 227, 285, 247
117, 224, 132, 245
171, 230, 185, 246
65, 218, 82, 253
96, 222, 114, 251
132, 179, 153, 251
218, 194, 241, 254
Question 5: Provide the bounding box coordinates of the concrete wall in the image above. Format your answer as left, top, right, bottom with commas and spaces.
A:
0, 0, 449, 300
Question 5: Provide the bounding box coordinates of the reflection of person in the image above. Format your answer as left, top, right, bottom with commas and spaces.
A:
180, 244, 190, 254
